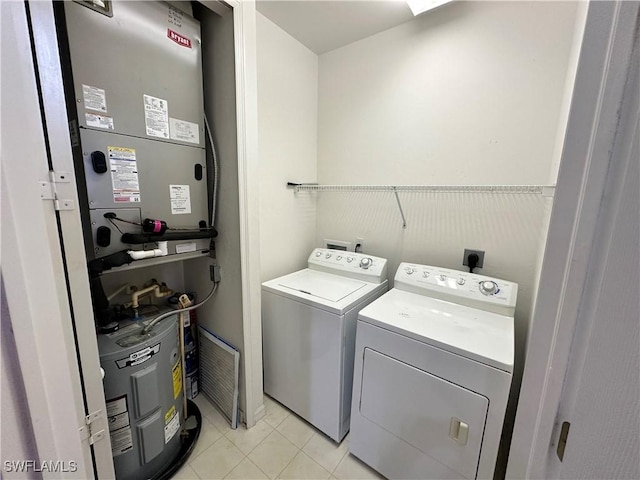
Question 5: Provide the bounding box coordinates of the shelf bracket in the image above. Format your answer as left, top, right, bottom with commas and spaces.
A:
392, 187, 407, 229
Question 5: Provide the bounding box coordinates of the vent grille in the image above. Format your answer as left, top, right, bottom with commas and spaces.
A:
198, 326, 240, 429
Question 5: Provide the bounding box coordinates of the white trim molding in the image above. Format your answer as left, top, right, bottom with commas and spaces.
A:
230, 0, 265, 427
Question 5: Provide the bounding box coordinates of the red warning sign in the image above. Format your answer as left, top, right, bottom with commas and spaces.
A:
167, 29, 192, 49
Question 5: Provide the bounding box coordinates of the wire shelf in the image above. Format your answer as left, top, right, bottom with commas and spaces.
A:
288, 183, 554, 194
287, 182, 555, 229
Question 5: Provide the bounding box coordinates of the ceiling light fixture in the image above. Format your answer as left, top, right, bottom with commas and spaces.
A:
406, 0, 454, 16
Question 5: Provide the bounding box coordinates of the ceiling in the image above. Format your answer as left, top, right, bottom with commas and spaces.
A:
255, 1, 416, 55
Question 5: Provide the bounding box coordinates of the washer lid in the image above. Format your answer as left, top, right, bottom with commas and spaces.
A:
358, 288, 514, 372
277, 269, 368, 302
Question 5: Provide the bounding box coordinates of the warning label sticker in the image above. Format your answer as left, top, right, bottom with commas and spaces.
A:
85, 113, 114, 130
164, 406, 180, 444
108, 146, 140, 203
169, 117, 199, 144
110, 426, 133, 457
143, 94, 169, 139
172, 360, 182, 399
106, 395, 133, 457
82, 84, 107, 113
106, 395, 128, 418
169, 185, 191, 215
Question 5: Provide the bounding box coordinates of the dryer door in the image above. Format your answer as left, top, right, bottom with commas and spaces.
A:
359, 348, 489, 479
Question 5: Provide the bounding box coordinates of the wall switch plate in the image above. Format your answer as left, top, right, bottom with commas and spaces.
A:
463, 249, 485, 269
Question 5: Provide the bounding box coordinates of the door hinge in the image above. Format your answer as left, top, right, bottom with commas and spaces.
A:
39, 171, 75, 211
79, 409, 106, 446
556, 421, 571, 462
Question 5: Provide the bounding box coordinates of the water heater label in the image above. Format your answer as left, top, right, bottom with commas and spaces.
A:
106, 395, 133, 457
108, 147, 140, 203
82, 84, 107, 113
143, 94, 170, 139
170, 117, 199, 144
110, 427, 133, 457
164, 406, 180, 444
172, 360, 182, 399
85, 113, 114, 130
170, 185, 191, 215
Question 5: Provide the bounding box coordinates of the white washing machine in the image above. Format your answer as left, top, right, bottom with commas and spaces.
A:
262, 248, 388, 442
350, 263, 517, 479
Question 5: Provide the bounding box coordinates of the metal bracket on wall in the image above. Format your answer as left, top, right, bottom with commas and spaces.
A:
288, 182, 556, 229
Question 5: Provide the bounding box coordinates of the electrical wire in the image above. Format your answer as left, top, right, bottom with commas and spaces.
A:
141, 282, 218, 334
204, 114, 219, 229
106, 215, 215, 232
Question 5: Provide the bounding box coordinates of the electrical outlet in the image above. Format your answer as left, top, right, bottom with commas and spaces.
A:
355, 237, 364, 253
463, 249, 485, 269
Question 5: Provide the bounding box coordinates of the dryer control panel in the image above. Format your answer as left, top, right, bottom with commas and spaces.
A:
394, 263, 518, 317
308, 248, 387, 284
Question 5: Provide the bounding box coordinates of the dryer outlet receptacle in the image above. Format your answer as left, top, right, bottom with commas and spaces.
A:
463, 249, 485, 269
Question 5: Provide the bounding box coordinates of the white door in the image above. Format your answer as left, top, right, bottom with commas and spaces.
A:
545, 30, 639, 479
2, 1, 112, 477
506, 3, 639, 478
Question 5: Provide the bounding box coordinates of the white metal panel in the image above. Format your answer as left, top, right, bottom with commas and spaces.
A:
278, 269, 367, 302
359, 289, 514, 372
262, 289, 344, 440
350, 321, 512, 480
360, 348, 488, 479
262, 269, 386, 315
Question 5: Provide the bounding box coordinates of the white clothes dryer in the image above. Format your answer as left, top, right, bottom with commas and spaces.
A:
262, 248, 388, 442
350, 263, 517, 479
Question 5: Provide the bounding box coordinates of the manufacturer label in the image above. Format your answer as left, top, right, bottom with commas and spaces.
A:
82, 84, 107, 113
143, 94, 169, 139
172, 360, 182, 399
115, 343, 160, 369
108, 146, 140, 203
169, 185, 191, 215
167, 29, 192, 48
86, 113, 114, 130
164, 406, 180, 444
175, 242, 197, 254
169, 117, 199, 144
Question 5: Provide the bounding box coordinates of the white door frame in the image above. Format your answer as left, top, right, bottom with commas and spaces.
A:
226, 0, 265, 427
506, 2, 639, 478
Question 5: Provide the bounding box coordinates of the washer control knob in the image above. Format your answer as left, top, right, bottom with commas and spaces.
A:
480, 281, 498, 295
326, 253, 332, 259
422, 271, 429, 278
457, 278, 466, 286
405, 267, 415, 275
346, 257, 354, 263
315, 252, 322, 257
360, 257, 373, 269
438, 274, 447, 282
336, 255, 342, 261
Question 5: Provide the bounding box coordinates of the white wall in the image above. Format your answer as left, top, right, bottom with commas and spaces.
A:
257, 13, 318, 282
315, 1, 581, 472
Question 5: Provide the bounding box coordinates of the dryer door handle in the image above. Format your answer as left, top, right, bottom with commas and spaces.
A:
449, 417, 469, 446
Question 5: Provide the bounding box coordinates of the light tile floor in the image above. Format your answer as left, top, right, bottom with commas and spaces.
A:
172, 394, 385, 480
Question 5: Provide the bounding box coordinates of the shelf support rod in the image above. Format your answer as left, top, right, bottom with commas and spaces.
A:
392, 187, 407, 229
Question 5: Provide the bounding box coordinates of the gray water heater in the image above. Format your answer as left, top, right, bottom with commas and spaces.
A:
61, 0, 209, 259
98, 313, 183, 480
